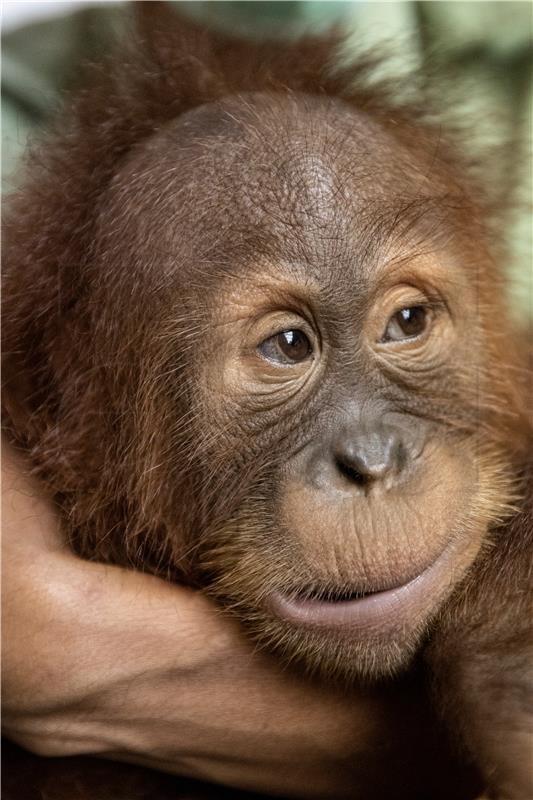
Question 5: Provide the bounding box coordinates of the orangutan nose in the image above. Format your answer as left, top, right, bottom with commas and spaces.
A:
333, 424, 406, 486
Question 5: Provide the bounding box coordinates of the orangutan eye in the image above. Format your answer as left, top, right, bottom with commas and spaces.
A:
382, 306, 429, 342
258, 329, 312, 364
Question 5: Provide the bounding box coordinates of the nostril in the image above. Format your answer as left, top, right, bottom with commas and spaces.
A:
335, 457, 373, 486
330, 424, 410, 488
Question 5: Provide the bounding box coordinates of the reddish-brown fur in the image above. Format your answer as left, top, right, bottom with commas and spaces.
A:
427, 458, 533, 799
2, 4, 531, 799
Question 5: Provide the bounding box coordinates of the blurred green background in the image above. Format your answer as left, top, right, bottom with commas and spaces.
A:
2, 1, 531, 321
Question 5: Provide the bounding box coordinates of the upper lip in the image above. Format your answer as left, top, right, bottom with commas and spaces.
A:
287, 586, 377, 603
283, 562, 436, 603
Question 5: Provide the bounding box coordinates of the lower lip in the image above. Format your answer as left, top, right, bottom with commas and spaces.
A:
268, 548, 452, 635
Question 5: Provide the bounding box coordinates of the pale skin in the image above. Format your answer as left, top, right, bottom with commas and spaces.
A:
2, 440, 491, 799
1, 439, 389, 798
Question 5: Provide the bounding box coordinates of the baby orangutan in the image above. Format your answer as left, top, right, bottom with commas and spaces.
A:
2, 5, 532, 799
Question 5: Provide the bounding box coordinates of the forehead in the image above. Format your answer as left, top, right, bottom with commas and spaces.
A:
105, 91, 463, 288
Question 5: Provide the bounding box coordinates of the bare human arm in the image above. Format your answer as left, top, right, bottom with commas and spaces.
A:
1, 440, 379, 798
2, 441, 480, 799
